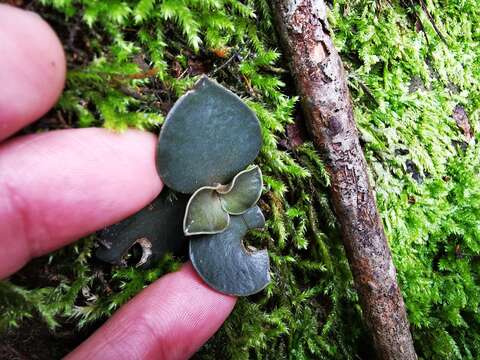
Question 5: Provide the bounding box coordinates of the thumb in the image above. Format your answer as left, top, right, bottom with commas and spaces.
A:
66, 263, 236, 360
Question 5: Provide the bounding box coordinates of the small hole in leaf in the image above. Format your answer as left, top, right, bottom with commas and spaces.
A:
241, 231, 264, 254
123, 237, 152, 267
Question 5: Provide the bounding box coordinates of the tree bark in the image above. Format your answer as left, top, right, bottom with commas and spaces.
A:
272, 1, 417, 359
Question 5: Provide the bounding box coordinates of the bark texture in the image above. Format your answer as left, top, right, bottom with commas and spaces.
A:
272, 1, 417, 359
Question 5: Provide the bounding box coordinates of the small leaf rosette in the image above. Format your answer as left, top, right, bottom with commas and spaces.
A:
96, 76, 270, 297
158, 76, 270, 296
184, 166, 263, 236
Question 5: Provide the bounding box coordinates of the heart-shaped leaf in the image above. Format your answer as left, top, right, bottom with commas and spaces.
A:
219, 166, 263, 215
157, 76, 262, 194
183, 187, 230, 236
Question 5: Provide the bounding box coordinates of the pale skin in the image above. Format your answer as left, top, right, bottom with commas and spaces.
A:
0, 4, 236, 359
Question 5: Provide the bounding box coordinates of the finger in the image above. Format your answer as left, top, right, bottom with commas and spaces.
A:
0, 4, 66, 141
0, 128, 162, 278
66, 263, 236, 360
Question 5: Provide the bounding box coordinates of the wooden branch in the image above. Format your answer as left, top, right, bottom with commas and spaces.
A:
272, 1, 417, 359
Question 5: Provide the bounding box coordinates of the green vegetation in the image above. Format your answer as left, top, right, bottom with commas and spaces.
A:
1, 0, 479, 358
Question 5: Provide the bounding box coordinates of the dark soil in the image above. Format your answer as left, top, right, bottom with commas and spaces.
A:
0, 317, 92, 360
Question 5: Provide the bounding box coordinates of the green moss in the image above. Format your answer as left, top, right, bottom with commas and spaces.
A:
330, 1, 480, 357
1, 0, 479, 358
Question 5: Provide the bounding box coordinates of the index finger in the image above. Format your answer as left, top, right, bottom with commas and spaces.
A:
0, 128, 162, 278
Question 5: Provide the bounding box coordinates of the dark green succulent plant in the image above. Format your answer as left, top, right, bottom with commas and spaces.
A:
97, 76, 270, 296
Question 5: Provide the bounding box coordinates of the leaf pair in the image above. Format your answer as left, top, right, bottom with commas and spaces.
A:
183, 166, 263, 235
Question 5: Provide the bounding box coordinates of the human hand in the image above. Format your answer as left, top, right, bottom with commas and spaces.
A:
0, 5, 236, 359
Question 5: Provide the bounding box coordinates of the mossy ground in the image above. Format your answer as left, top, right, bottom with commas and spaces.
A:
1, 0, 479, 359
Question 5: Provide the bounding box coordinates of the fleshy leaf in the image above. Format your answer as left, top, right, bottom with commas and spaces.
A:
157, 76, 262, 194
219, 166, 263, 215
189, 205, 270, 296
96, 191, 189, 268
183, 186, 230, 235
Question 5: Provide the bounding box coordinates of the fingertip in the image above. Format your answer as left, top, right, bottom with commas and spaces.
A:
160, 262, 238, 322
0, 4, 66, 141
67, 263, 236, 360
